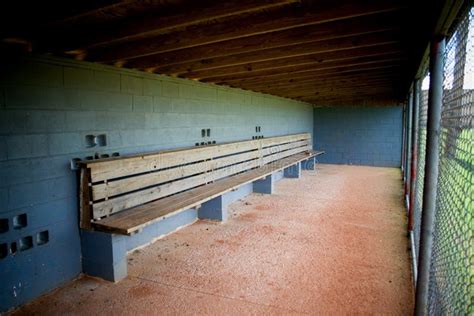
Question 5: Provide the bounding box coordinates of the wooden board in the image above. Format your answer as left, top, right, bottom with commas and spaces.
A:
83, 133, 309, 182
93, 151, 317, 235
92, 144, 310, 217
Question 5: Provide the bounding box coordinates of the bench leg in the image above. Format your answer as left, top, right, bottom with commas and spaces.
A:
253, 174, 274, 194
81, 230, 127, 282
302, 157, 316, 170
284, 162, 301, 178
199, 195, 227, 221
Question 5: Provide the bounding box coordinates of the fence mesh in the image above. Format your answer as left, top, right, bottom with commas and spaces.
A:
425, 8, 474, 314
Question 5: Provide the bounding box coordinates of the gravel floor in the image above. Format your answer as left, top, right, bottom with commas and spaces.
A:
12, 164, 414, 315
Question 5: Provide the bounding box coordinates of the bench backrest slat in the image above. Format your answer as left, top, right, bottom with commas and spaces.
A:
81, 133, 312, 220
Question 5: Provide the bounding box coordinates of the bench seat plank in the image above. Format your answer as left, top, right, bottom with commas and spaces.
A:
92, 151, 316, 235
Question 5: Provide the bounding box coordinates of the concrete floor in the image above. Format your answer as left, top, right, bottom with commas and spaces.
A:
12, 164, 414, 315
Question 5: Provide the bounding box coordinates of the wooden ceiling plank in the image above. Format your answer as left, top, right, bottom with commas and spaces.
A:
239, 72, 402, 89
181, 46, 403, 79
37, 0, 300, 54
200, 56, 404, 82
221, 68, 403, 87
134, 29, 401, 71
214, 63, 403, 85
88, 10, 402, 62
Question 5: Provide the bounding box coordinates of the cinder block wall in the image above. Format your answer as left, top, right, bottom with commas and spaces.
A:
313, 106, 402, 167
0, 56, 313, 311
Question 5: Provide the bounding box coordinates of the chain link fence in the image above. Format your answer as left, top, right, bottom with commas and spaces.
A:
428, 8, 474, 314
410, 7, 473, 314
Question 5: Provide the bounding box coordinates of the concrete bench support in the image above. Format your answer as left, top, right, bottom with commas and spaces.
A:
253, 174, 274, 194
81, 230, 127, 282
198, 195, 227, 222
284, 162, 301, 178
302, 157, 317, 170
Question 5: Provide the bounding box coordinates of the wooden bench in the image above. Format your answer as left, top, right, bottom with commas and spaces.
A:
79, 133, 324, 236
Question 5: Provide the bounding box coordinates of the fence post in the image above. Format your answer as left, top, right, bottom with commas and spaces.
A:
408, 79, 420, 231
404, 90, 413, 201
415, 36, 445, 315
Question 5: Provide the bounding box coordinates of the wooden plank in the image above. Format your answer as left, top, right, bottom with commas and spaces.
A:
151, 31, 402, 74
88, 11, 401, 62
181, 47, 403, 79
92, 139, 309, 200
214, 63, 402, 85
135, 30, 401, 72
38, 0, 299, 53
79, 168, 92, 230
92, 152, 316, 234
91, 142, 310, 217
197, 55, 403, 82
84, 133, 309, 182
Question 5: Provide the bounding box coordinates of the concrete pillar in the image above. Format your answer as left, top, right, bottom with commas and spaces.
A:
302, 157, 316, 170
199, 195, 227, 221
284, 162, 301, 178
81, 230, 127, 282
253, 174, 274, 194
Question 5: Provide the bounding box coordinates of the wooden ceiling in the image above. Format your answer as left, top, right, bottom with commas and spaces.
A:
0, 0, 447, 106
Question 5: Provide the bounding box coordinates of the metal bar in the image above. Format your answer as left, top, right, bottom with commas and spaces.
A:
404, 90, 413, 200
401, 102, 407, 176
415, 36, 445, 316
408, 79, 420, 231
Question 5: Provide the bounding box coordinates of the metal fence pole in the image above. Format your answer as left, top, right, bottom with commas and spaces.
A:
401, 102, 407, 176
415, 36, 445, 315
408, 79, 420, 231
404, 91, 413, 201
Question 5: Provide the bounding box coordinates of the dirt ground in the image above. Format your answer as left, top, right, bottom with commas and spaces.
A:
11, 164, 414, 315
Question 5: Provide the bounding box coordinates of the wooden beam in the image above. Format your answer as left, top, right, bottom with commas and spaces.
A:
37, 0, 300, 53
174, 42, 402, 77
309, 97, 402, 106
180, 45, 403, 79
200, 56, 404, 83
216, 63, 403, 85
239, 72, 402, 90
222, 67, 403, 87
0, 0, 123, 38
247, 79, 399, 94
267, 86, 397, 98
133, 29, 401, 71
88, 10, 402, 62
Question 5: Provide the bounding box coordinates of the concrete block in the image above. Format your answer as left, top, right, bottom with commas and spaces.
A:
162, 81, 179, 98
199, 195, 227, 221
48, 133, 83, 155
180, 84, 216, 101
81, 230, 127, 282
133, 95, 153, 112
153, 96, 173, 113
25, 111, 66, 133
64, 67, 94, 89
284, 162, 301, 179
5, 86, 65, 109
143, 79, 162, 96
253, 175, 274, 194
125, 208, 197, 252
93, 71, 120, 92
6, 134, 48, 159
0, 137, 6, 161
302, 157, 316, 170
65, 111, 96, 132
121, 75, 143, 95
0, 110, 26, 134
1, 61, 64, 87
8, 177, 73, 210
81, 90, 132, 112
